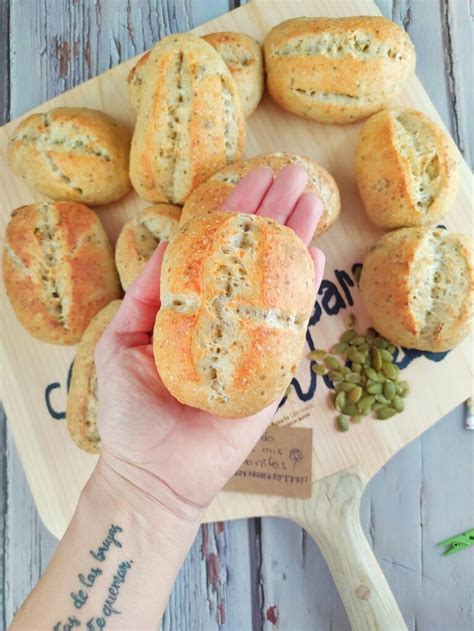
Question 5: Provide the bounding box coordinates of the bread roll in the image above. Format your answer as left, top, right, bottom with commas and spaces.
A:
355, 108, 459, 229
360, 227, 473, 352
202, 32, 264, 118
128, 33, 264, 118
180, 152, 340, 238
115, 203, 181, 290
153, 212, 315, 418
67, 300, 121, 453
8, 107, 131, 205
264, 16, 415, 124
129, 34, 246, 204
3, 202, 121, 344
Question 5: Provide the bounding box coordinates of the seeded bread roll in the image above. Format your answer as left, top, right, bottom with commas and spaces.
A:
264, 16, 415, 124
67, 300, 121, 453
202, 32, 264, 118
3, 201, 121, 344
8, 108, 132, 205
129, 34, 246, 205
355, 108, 459, 229
180, 152, 340, 238
153, 212, 315, 418
115, 203, 181, 290
128, 33, 264, 118
360, 227, 473, 352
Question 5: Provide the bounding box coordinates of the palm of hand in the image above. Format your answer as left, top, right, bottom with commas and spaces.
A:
96, 166, 325, 512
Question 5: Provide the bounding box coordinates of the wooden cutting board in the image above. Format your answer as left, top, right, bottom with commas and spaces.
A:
0, 1, 472, 629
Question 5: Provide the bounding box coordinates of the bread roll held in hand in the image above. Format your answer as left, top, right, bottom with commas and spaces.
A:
153, 212, 315, 417
129, 34, 246, 205
3, 201, 121, 344
180, 152, 340, 238
128, 32, 264, 118
355, 108, 459, 229
67, 300, 122, 453
264, 16, 415, 124
115, 203, 181, 290
360, 227, 473, 352
8, 108, 131, 205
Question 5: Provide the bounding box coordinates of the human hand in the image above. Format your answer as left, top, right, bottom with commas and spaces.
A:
94, 165, 325, 523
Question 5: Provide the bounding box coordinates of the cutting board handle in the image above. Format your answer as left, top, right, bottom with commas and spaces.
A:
291, 466, 407, 631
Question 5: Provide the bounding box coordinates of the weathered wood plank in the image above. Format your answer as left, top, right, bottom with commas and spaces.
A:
0, 0, 9, 124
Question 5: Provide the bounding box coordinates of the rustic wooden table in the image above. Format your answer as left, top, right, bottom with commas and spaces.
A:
0, 1, 472, 629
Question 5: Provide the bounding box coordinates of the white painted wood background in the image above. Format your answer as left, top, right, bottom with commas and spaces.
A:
0, 1, 472, 629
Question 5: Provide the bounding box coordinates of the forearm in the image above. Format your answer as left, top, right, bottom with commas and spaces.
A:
10, 459, 204, 630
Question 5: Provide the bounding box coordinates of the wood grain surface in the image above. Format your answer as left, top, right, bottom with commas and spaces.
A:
1, 1, 473, 630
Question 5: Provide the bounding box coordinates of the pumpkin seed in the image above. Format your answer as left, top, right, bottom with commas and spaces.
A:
373, 337, 388, 349
377, 407, 397, 420
340, 366, 351, 376
347, 386, 363, 403
367, 382, 383, 395
398, 380, 410, 397
387, 344, 396, 354
392, 395, 404, 413
342, 403, 360, 416
372, 402, 385, 412
392, 364, 400, 381
312, 364, 329, 376
330, 342, 348, 354
325, 356, 340, 370
335, 391, 346, 412
358, 342, 369, 352
371, 348, 382, 370
365, 367, 379, 382
351, 362, 362, 374
358, 395, 375, 413
309, 349, 327, 361
383, 381, 396, 400
345, 372, 361, 383
382, 361, 396, 379
349, 335, 366, 346
375, 394, 391, 405
379, 348, 393, 361
341, 329, 357, 343
328, 370, 344, 382
351, 415, 363, 423
347, 349, 365, 363
335, 381, 357, 393
337, 415, 350, 432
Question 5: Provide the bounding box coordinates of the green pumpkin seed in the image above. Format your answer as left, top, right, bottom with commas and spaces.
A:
351, 362, 362, 374
345, 372, 361, 383
383, 381, 396, 400
351, 415, 363, 423
379, 348, 393, 361
387, 344, 396, 354
309, 349, 327, 361
330, 342, 348, 354
392, 395, 404, 413
347, 386, 363, 403
337, 415, 350, 431
373, 337, 388, 349
328, 370, 344, 383
377, 407, 397, 420
340, 366, 351, 376
335, 391, 346, 412
367, 382, 383, 395
347, 350, 365, 363
324, 356, 340, 370
365, 367, 379, 382
342, 403, 359, 416
357, 395, 375, 413
382, 361, 396, 379
375, 394, 391, 405
312, 364, 329, 376
392, 364, 400, 381
398, 380, 410, 397
371, 348, 382, 371
349, 335, 366, 346
372, 402, 385, 412
358, 342, 369, 352
341, 329, 357, 343
335, 381, 357, 393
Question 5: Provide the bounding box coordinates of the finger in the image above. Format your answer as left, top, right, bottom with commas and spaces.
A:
286, 192, 324, 246
309, 246, 326, 291
221, 166, 274, 214
256, 164, 308, 224
99, 242, 166, 356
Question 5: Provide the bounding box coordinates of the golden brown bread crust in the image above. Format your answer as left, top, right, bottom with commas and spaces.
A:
360, 227, 473, 351
264, 16, 415, 124
179, 152, 340, 238
8, 108, 132, 205
355, 108, 459, 228
3, 202, 121, 344
128, 33, 264, 118
67, 300, 121, 453
129, 33, 246, 204
115, 203, 181, 290
202, 32, 264, 118
153, 212, 315, 417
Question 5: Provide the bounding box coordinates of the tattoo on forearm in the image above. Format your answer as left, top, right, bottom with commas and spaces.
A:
53, 524, 134, 631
